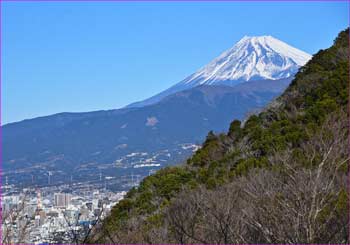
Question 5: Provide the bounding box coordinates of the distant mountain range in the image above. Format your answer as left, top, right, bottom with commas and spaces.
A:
3, 35, 311, 187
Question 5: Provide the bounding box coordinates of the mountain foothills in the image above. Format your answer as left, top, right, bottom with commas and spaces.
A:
3, 81, 288, 180
89, 29, 349, 243
3, 35, 307, 186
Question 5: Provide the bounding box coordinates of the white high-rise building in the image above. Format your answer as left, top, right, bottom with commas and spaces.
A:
54, 193, 72, 207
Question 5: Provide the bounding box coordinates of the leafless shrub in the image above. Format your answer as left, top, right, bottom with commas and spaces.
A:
2, 192, 33, 244
165, 111, 348, 244
241, 111, 348, 243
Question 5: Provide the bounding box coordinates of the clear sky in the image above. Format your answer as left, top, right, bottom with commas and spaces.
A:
2, 1, 349, 124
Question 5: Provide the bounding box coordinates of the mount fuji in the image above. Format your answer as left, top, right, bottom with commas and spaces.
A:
3, 35, 313, 188
128, 35, 311, 108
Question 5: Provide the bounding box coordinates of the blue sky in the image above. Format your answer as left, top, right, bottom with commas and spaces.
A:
2, 1, 348, 124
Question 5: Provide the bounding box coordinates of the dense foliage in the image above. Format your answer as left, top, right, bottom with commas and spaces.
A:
89, 29, 349, 244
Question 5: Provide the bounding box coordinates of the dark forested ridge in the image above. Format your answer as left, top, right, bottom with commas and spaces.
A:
90, 29, 349, 244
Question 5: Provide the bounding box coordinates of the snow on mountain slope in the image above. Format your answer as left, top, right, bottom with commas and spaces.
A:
127, 35, 311, 108
182, 35, 311, 84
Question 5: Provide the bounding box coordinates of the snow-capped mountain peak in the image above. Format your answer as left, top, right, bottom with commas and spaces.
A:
181, 35, 312, 86
127, 35, 312, 108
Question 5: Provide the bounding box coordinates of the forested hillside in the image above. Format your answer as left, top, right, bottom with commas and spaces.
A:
90, 29, 349, 244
